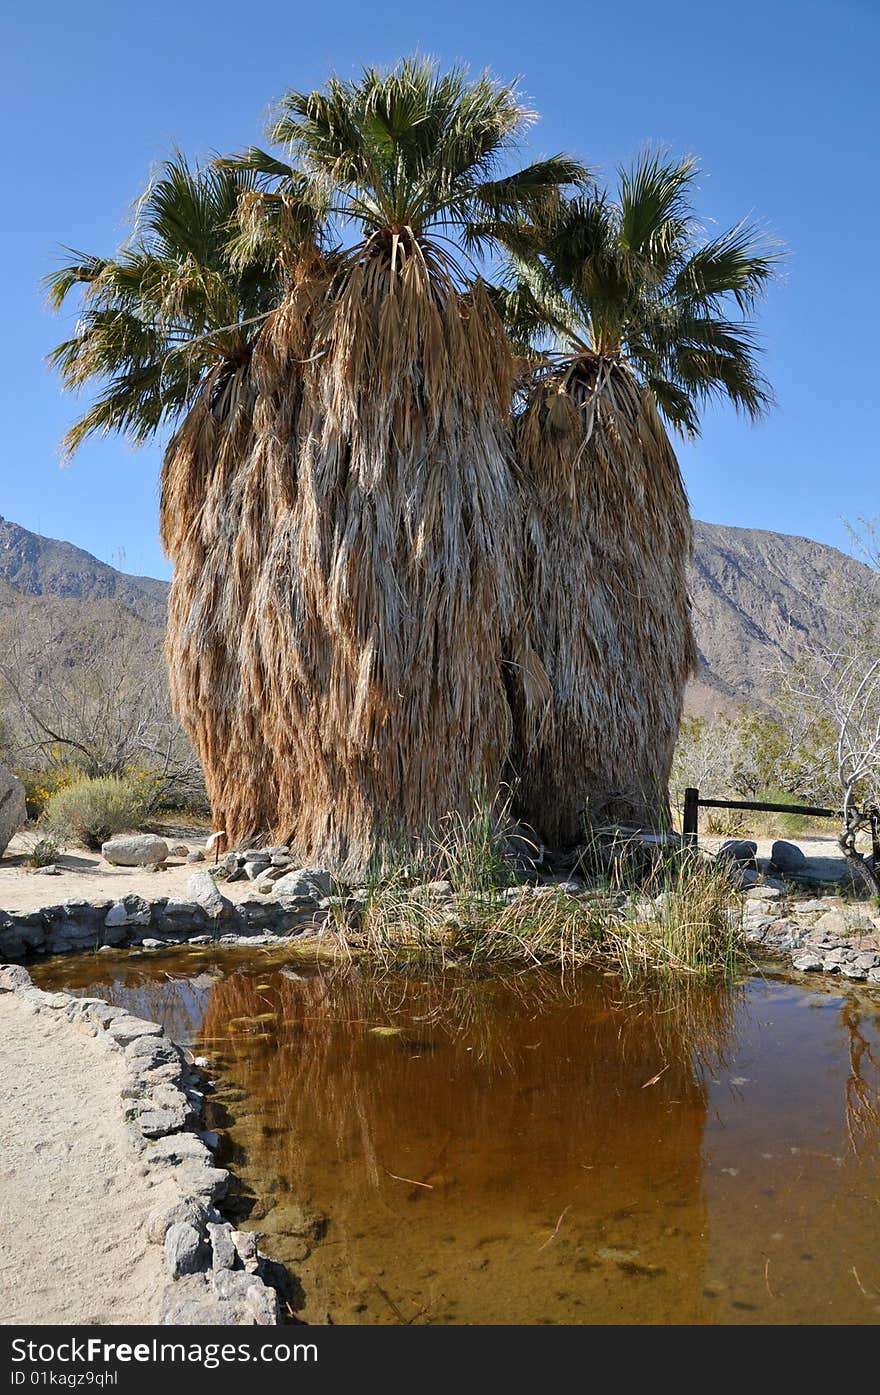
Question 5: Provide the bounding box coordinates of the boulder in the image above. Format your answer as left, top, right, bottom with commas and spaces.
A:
175, 1165, 230, 1202
105, 896, 152, 928
186, 849, 205, 863
792, 952, 824, 972
107, 1014, 164, 1046
207, 1222, 237, 1272
147, 1196, 209, 1244
244, 860, 271, 880
0, 765, 26, 857
717, 839, 758, 869
815, 909, 849, 936
269, 867, 333, 900
770, 840, 807, 873
188, 870, 231, 920
102, 834, 169, 867
164, 1222, 205, 1278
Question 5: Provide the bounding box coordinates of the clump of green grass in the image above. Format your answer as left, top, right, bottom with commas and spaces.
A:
26, 835, 63, 868
327, 813, 743, 981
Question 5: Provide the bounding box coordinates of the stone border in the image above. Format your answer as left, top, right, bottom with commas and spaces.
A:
738, 885, 880, 983
0, 891, 327, 961
0, 963, 289, 1325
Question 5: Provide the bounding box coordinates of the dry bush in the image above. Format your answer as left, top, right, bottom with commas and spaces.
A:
42, 774, 153, 850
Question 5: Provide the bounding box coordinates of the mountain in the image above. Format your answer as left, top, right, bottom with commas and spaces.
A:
686, 520, 875, 715
0, 517, 167, 626
0, 514, 874, 716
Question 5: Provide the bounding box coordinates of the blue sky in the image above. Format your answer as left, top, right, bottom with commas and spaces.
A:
1, 0, 876, 581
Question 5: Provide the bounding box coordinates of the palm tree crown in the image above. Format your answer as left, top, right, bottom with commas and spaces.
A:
229, 57, 588, 278
46, 156, 291, 454
498, 151, 780, 435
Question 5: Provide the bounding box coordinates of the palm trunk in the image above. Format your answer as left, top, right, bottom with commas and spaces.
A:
159, 290, 315, 848
509, 359, 697, 847
251, 250, 519, 877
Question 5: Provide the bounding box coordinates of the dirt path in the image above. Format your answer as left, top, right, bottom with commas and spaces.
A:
0, 830, 252, 916
0, 994, 166, 1323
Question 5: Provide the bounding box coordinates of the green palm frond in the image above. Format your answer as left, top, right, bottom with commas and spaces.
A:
494, 148, 781, 435
47, 154, 286, 454
233, 56, 587, 261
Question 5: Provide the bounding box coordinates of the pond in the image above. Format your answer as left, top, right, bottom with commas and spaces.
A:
33, 949, 880, 1325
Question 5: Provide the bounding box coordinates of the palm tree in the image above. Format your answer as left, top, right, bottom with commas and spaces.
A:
49, 63, 584, 870
223, 57, 586, 872
496, 153, 778, 845
47, 155, 327, 841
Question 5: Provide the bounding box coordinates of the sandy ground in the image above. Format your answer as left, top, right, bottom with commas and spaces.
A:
704, 833, 858, 884
0, 993, 168, 1324
0, 830, 261, 915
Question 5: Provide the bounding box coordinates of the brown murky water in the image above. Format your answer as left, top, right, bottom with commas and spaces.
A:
34, 951, 880, 1324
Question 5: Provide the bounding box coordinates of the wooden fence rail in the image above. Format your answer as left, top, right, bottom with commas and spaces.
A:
682, 787, 880, 865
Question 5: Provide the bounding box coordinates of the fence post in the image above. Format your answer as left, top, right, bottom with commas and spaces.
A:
683, 787, 699, 846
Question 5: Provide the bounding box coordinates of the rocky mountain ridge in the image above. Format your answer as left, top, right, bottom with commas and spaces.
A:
1, 514, 874, 714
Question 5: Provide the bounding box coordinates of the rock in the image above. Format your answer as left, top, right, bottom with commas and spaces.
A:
141, 938, 164, 951
0, 765, 27, 856
164, 1222, 205, 1278
0, 964, 32, 991
187, 849, 205, 863
126, 1034, 180, 1068
163, 1295, 252, 1325
770, 840, 807, 872
147, 1197, 208, 1244
168, 844, 190, 858
188, 871, 231, 920
231, 1230, 260, 1272
815, 910, 849, 936
175, 1165, 230, 1202
744, 886, 783, 902
137, 1107, 186, 1138
164, 900, 200, 918
823, 946, 856, 965
32, 863, 60, 875
244, 860, 271, 880
146, 1132, 214, 1170
717, 840, 758, 869
792, 952, 824, 972
211, 1269, 280, 1323
841, 964, 868, 980
269, 867, 332, 900
207, 1222, 237, 1272
0, 926, 27, 958
188, 934, 212, 945
107, 1014, 163, 1046
732, 868, 759, 889
409, 879, 454, 901
105, 896, 153, 928
86, 1001, 125, 1026
102, 835, 169, 867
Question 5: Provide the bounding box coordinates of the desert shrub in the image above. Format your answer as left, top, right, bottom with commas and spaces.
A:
26, 836, 63, 867
42, 774, 154, 850
16, 761, 83, 819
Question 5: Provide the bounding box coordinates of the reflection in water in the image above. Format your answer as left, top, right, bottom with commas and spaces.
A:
34, 951, 880, 1324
